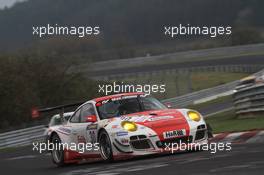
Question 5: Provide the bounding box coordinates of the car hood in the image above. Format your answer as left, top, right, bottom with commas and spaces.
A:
118, 109, 190, 139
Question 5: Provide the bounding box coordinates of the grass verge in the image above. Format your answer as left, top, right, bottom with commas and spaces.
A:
188, 95, 232, 111
113, 72, 248, 99
206, 110, 264, 133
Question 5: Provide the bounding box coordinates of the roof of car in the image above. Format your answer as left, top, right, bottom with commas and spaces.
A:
93, 92, 145, 102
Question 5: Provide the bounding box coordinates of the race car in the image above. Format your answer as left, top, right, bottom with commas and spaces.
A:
46, 92, 210, 166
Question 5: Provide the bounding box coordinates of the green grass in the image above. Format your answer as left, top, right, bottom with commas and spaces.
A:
188, 95, 232, 111
191, 72, 248, 91
206, 110, 264, 133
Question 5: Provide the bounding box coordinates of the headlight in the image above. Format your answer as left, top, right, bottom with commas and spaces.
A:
121, 121, 137, 132
187, 111, 201, 122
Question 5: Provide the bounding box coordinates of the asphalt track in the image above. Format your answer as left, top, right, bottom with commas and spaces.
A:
0, 99, 261, 175
0, 142, 263, 175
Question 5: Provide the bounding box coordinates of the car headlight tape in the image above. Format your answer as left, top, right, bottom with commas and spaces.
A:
121, 121, 137, 132
187, 111, 201, 122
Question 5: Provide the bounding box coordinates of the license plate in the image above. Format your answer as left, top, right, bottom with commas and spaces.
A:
163, 129, 186, 139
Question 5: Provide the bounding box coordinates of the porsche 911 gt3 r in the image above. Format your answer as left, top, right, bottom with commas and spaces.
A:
46, 92, 210, 166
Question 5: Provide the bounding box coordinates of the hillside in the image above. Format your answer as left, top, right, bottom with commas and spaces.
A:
0, 0, 263, 60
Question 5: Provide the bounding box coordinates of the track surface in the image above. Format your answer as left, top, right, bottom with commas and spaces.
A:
1, 143, 263, 175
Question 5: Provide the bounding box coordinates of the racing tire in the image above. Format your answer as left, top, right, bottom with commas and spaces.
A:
51, 134, 65, 166
99, 130, 114, 162
206, 123, 213, 138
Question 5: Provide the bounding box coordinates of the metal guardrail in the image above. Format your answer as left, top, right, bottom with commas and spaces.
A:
234, 83, 264, 114
0, 125, 45, 149
1, 68, 264, 149
163, 68, 264, 108
162, 80, 238, 108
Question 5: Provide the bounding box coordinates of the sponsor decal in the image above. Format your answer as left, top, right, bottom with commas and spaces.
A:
112, 125, 118, 129
86, 124, 97, 130
163, 129, 186, 139
148, 116, 174, 122
120, 116, 132, 121
140, 126, 146, 129
121, 115, 150, 122
132, 116, 150, 122
58, 127, 71, 134
99, 94, 148, 105
120, 115, 173, 123
116, 131, 129, 137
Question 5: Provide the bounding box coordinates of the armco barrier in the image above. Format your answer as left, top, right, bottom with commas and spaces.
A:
162, 80, 238, 108
1, 68, 264, 149
0, 125, 45, 149
163, 68, 264, 108
234, 83, 264, 114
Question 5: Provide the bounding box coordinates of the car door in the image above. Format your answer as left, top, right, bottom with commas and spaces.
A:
79, 103, 99, 154
69, 103, 99, 154
68, 107, 87, 152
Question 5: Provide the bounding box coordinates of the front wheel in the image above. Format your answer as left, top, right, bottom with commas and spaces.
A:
51, 134, 65, 166
99, 130, 113, 162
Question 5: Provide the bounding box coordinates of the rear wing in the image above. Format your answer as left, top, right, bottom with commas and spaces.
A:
31, 101, 85, 119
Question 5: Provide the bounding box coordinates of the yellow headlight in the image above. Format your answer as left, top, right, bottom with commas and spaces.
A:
187, 111, 201, 122
121, 121, 137, 132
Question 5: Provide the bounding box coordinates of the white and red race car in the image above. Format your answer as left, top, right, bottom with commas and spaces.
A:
45, 92, 210, 166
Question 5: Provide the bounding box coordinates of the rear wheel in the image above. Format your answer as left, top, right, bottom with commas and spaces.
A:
99, 130, 113, 162
51, 134, 65, 166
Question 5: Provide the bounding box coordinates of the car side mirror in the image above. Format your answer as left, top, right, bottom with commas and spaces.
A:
164, 102, 172, 108
85, 115, 97, 123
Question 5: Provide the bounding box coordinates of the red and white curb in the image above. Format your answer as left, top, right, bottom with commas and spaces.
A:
209, 130, 264, 144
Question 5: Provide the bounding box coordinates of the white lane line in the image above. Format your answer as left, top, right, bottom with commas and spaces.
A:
7, 155, 37, 160
94, 172, 120, 175
210, 164, 252, 173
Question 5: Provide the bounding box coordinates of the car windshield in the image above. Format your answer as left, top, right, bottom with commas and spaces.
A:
96, 95, 167, 119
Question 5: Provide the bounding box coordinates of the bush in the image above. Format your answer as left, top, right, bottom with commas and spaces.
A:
0, 55, 99, 131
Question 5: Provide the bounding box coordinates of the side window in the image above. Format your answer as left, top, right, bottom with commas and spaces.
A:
80, 104, 96, 123
70, 109, 81, 123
